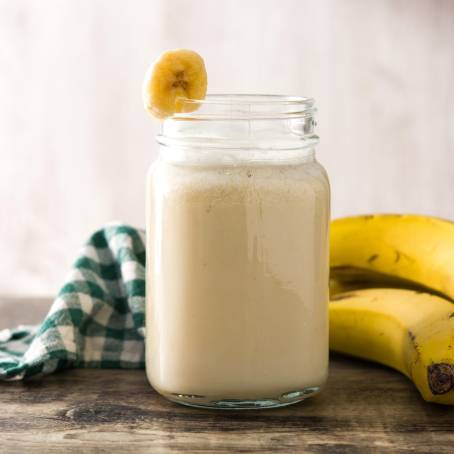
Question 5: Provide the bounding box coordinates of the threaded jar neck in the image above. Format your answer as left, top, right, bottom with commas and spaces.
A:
157, 94, 318, 152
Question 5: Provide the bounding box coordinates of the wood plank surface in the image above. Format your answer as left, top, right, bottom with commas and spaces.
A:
1, 298, 453, 453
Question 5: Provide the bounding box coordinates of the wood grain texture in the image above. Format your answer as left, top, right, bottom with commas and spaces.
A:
1, 358, 453, 453
1, 0, 454, 296
1, 297, 453, 453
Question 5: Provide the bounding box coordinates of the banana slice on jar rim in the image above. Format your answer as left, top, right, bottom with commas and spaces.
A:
143, 49, 208, 119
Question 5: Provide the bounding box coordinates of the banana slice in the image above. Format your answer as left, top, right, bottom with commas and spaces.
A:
143, 49, 208, 119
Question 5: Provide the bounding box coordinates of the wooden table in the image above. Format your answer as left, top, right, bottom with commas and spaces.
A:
1, 297, 453, 453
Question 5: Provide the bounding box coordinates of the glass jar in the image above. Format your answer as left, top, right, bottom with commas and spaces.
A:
145, 95, 330, 409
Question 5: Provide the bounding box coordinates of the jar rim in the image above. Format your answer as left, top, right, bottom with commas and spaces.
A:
169, 94, 316, 121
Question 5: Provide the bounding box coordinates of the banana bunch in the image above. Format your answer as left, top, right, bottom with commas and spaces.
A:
330, 214, 454, 404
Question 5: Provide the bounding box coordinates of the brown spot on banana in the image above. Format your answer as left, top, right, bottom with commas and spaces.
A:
394, 249, 415, 263
408, 331, 421, 363
368, 254, 379, 264
427, 363, 454, 395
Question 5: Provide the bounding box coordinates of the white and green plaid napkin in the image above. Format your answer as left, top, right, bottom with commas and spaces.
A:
0, 224, 146, 380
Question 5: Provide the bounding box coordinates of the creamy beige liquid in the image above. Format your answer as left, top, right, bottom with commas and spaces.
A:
146, 159, 329, 400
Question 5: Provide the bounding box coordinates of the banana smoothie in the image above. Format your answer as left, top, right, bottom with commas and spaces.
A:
142, 47, 329, 409
146, 158, 330, 403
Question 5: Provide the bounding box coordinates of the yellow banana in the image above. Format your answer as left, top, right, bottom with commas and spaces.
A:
330, 288, 454, 404
330, 214, 454, 301
143, 49, 207, 119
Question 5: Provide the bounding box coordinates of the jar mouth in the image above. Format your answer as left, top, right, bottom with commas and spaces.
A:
170, 94, 316, 120
158, 94, 318, 153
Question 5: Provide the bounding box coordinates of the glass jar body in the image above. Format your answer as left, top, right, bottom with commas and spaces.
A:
145, 144, 330, 409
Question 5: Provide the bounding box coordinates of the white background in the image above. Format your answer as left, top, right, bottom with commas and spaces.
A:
1, 0, 453, 296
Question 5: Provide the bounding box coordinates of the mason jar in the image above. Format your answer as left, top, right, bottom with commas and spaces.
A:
145, 95, 330, 409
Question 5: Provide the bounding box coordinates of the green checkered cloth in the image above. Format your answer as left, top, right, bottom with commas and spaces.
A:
0, 224, 146, 380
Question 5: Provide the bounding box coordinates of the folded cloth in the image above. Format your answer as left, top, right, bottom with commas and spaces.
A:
0, 224, 146, 380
